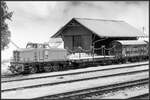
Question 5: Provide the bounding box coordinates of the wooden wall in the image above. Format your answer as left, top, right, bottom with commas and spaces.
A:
61, 25, 92, 51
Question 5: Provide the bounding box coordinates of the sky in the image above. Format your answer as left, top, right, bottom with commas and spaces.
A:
1, 1, 149, 61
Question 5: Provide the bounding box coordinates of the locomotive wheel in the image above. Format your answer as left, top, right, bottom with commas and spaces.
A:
9, 66, 17, 74
52, 64, 59, 71
29, 66, 38, 74
16, 67, 23, 74
44, 65, 53, 72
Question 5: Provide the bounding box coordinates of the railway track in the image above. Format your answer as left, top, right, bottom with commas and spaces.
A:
128, 93, 149, 99
40, 78, 149, 99
2, 61, 148, 83
2, 73, 22, 78
2, 70, 148, 99
98, 83, 149, 99
2, 65, 148, 92
2, 62, 149, 99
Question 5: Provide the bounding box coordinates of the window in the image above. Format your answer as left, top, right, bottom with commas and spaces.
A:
26, 44, 37, 48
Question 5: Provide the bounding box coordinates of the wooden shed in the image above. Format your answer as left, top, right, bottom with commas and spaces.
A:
51, 18, 146, 55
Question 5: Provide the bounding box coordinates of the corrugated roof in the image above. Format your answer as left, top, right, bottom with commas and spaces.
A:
116, 40, 147, 45
51, 18, 147, 38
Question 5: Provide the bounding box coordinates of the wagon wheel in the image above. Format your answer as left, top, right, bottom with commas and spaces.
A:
52, 64, 59, 71
29, 66, 38, 74
44, 65, 53, 72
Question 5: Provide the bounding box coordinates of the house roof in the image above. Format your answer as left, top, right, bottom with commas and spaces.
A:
51, 18, 147, 38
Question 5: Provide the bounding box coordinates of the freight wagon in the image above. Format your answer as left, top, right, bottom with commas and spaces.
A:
109, 40, 148, 63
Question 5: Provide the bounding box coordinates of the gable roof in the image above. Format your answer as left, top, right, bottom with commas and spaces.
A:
51, 18, 147, 38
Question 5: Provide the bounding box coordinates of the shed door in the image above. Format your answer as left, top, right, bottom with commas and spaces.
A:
73, 35, 82, 49
64, 36, 73, 50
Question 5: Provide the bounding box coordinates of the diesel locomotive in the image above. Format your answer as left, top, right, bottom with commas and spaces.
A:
8, 40, 149, 74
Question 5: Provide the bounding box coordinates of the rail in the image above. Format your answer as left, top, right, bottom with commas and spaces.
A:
2, 66, 148, 92
2, 69, 148, 99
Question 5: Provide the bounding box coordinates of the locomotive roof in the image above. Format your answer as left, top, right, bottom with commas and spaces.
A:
51, 18, 147, 38
16, 47, 66, 52
115, 40, 147, 45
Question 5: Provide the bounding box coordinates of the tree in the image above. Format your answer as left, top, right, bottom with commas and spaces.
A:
1, 1, 13, 50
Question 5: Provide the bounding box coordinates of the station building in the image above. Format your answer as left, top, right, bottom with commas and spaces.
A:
51, 18, 146, 55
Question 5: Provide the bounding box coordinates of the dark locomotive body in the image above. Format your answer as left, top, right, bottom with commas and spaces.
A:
9, 40, 149, 74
